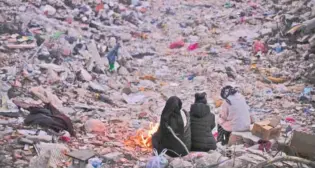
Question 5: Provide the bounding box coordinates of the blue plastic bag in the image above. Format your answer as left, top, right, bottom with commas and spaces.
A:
146, 149, 168, 168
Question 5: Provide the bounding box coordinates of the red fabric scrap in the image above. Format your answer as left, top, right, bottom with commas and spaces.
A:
169, 40, 185, 49
95, 3, 104, 12
285, 117, 296, 123
258, 140, 272, 152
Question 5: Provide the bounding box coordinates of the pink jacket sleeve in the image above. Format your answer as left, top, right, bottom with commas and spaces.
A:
218, 101, 229, 125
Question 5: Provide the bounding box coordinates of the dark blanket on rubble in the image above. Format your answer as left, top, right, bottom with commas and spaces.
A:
24, 103, 75, 136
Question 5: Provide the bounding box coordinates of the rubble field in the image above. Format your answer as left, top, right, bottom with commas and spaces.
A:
1, 0, 315, 168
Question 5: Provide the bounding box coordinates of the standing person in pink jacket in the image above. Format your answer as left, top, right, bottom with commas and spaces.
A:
217, 85, 251, 146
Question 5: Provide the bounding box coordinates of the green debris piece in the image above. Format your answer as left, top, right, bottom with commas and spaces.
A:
51, 31, 64, 39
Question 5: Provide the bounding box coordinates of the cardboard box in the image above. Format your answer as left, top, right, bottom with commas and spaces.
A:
251, 120, 281, 140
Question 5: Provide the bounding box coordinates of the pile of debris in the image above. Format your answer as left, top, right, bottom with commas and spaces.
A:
0, 0, 315, 168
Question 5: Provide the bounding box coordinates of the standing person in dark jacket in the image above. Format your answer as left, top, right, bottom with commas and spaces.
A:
190, 92, 217, 151
152, 96, 191, 157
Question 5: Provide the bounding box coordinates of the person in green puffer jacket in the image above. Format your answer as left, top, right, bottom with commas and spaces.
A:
190, 92, 217, 151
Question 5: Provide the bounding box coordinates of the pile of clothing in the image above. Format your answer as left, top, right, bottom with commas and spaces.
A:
23, 103, 75, 136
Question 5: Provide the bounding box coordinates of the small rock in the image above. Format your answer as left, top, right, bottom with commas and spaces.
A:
309, 54, 315, 59
42, 5, 56, 16
119, 158, 129, 163
100, 147, 112, 155
0, 14, 4, 23
138, 112, 147, 118
18, 6, 27, 12
119, 0, 132, 5
282, 100, 295, 108
122, 87, 132, 95
14, 159, 28, 166
103, 152, 124, 162
118, 66, 129, 75
91, 140, 103, 146
170, 158, 192, 168
193, 76, 207, 84
47, 69, 60, 84
89, 82, 105, 93
13, 151, 22, 159
260, 28, 272, 36
195, 151, 229, 168
120, 33, 133, 42
78, 68, 92, 82
84, 119, 106, 133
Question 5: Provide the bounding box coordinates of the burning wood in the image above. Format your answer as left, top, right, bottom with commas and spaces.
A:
124, 123, 159, 151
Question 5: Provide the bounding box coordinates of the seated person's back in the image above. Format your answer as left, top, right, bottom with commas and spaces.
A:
152, 96, 191, 157
190, 92, 217, 151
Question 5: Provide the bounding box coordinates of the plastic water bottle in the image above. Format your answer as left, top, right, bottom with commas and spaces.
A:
88, 157, 102, 168
275, 43, 282, 53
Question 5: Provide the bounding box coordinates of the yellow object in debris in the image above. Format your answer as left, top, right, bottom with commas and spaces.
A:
139, 87, 146, 91
160, 82, 167, 86
140, 75, 157, 81
95, 93, 100, 99
141, 33, 148, 39
267, 76, 286, 83
212, 28, 216, 33
287, 24, 303, 35
250, 63, 257, 70
215, 99, 223, 108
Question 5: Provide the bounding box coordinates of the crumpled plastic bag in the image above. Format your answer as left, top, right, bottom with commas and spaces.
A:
146, 149, 168, 168
253, 40, 267, 54
29, 143, 70, 168
187, 43, 198, 51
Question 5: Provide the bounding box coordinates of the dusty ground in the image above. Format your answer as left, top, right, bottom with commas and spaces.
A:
0, 0, 315, 168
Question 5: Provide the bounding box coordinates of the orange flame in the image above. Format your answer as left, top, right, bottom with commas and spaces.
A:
125, 123, 159, 150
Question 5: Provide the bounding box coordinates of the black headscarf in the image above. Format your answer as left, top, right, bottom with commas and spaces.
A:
220, 85, 237, 105
160, 96, 182, 126
194, 92, 207, 104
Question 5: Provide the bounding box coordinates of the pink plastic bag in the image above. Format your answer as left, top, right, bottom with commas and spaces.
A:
253, 41, 267, 54
285, 117, 296, 124
187, 43, 199, 51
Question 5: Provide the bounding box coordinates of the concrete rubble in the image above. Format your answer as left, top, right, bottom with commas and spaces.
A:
1, 0, 315, 168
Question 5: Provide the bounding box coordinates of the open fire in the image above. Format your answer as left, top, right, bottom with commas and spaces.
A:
124, 123, 159, 151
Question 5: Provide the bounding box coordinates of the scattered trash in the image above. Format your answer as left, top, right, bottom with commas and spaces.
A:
251, 118, 282, 140
253, 41, 267, 54
188, 43, 199, 51
146, 149, 168, 168
285, 117, 296, 124
169, 40, 185, 49
122, 93, 146, 104
66, 150, 96, 168
88, 157, 103, 168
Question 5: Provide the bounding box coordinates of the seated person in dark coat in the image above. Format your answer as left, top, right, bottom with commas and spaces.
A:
152, 96, 191, 157
190, 92, 217, 151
